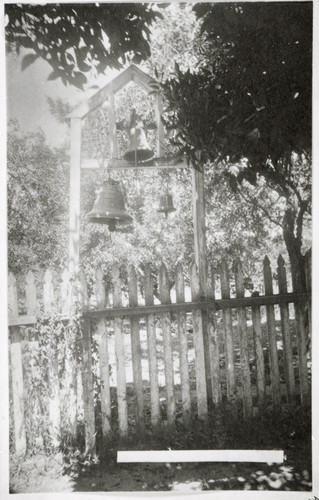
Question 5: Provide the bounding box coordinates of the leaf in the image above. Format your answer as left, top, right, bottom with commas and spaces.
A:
47, 70, 62, 81
21, 53, 39, 71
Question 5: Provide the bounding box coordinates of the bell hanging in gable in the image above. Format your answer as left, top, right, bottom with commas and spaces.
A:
86, 181, 133, 231
123, 108, 154, 163
157, 193, 176, 218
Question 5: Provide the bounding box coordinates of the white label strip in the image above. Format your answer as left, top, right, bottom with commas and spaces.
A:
117, 450, 284, 463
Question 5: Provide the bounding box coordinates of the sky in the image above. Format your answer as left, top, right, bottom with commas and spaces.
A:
6, 49, 120, 146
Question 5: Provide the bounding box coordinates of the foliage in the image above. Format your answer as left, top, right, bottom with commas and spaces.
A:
5, 3, 161, 88
7, 121, 69, 275
161, 2, 312, 289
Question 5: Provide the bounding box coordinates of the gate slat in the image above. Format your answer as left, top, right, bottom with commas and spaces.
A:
175, 263, 191, 424
9, 272, 27, 455
79, 270, 96, 454
263, 257, 281, 404
190, 261, 208, 419
61, 269, 77, 436
112, 264, 128, 435
235, 261, 252, 418
251, 294, 265, 404
144, 264, 160, 427
220, 259, 235, 401
277, 255, 295, 400
208, 266, 220, 405
43, 269, 61, 448
128, 265, 144, 428
95, 267, 111, 436
159, 263, 176, 425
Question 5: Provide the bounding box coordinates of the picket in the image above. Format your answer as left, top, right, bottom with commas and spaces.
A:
60, 268, 77, 436
43, 269, 61, 447
208, 266, 221, 405
251, 294, 265, 403
220, 260, 235, 401
190, 261, 208, 419
79, 269, 96, 454
277, 255, 295, 400
175, 263, 191, 423
112, 264, 128, 435
9, 273, 27, 455
234, 261, 252, 418
95, 267, 111, 436
159, 263, 176, 425
144, 264, 160, 426
263, 257, 281, 404
128, 265, 144, 427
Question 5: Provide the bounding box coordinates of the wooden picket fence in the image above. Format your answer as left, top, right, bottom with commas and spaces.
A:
8, 253, 311, 455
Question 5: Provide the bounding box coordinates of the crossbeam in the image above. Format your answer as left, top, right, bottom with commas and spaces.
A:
8, 292, 309, 327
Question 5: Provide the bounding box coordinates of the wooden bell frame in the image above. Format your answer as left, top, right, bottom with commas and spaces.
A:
67, 64, 206, 297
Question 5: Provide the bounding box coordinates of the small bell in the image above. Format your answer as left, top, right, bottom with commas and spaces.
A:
157, 193, 176, 218
86, 181, 132, 231
123, 109, 154, 163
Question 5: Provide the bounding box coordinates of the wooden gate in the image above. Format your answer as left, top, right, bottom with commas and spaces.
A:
8, 253, 311, 455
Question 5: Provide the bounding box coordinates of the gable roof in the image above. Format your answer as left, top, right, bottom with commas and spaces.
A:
67, 64, 157, 119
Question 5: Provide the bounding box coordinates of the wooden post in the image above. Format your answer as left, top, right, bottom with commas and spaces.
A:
263, 257, 281, 405
112, 264, 128, 436
61, 268, 77, 437
9, 273, 27, 455
95, 267, 111, 436
155, 92, 164, 157
128, 265, 144, 428
144, 264, 160, 427
175, 263, 191, 424
69, 117, 82, 277
234, 261, 252, 419
277, 255, 295, 400
208, 266, 221, 405
251, 294, 266, 404
191, 161, 212, 407
79, 270, 96, 454
159, 263, 176, 425
190, 261, 208, 419
220, 259, 235, 402
43, 269, 61, 447
108, 91, 118, 158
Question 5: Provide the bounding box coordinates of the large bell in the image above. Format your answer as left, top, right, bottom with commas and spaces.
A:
123, 109, 154, 163
87, 182, 133, 231
157, 193, 176, 217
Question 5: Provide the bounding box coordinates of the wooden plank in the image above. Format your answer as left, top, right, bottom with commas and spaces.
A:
208, 266, 221, 405
112, 264, 128, 435
95, 267, 111, 436
8, 273, 26, 454
263, 256, 281, 405
234, 261, 252, 419
251, 294, 266, 404
277, 255, 295, 400
79, 270, 96, 454
175, 263, 191, 424
8, 272, 19, 318
144, 264, 160, 427
294, 301, 310, 403
25, 270, 36, 316
155, 92, 164, 157
83, 291, 310, 320
67, 65, 156, 119
10, 330, 27, 455
69, 117, 82, 276
220, 259, 235, 401
128, 265, 144, 428
190, 261, 208, 419
159, 263, 176, 425
108, 91, 118, 158
43, 270, 61, 447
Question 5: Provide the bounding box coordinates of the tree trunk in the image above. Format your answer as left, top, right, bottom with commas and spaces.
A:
282, 208, 306, 293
